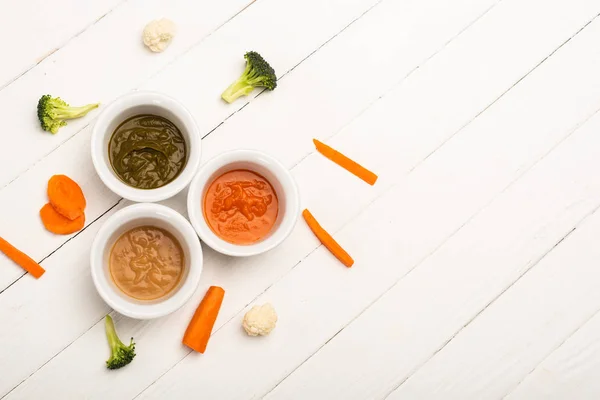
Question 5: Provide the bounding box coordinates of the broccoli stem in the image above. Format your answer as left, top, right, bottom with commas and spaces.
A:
53, 104, 99, 120
221, 80, 255, 103
105, 315, 125, 350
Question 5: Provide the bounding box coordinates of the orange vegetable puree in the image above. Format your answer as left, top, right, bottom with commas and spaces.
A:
109, 226, 184, 300
204, 170, 278, 245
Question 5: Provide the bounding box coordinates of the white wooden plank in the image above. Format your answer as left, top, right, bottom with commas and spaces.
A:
0, 0, 512, 397
277, 110, 600, 400
0, 208, 113, 397
3, 1, 600, 399
0, 0, 502, 293
263, 13, 600, 400
0, 0, 123, 88
0, 0, 502, 395
0, 0, 381, 292
0, 0, 255, 190
387, 155, 600, 399
131, 4, 600, 400
506, 310, 600, 400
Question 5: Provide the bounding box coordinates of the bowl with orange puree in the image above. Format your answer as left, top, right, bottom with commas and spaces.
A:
91, 203, 203, 319
187, 150, 300, 257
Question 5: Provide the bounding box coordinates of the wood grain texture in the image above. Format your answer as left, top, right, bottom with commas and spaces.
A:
263, 1, 600, 398
140, 1, 600, 399
0, 0, 124, 88
386, 138, 600, 399
0, 0, 255, 189
1, 0, 502, 398
2, 0, 600, 398
0, 0, 379, 292
507, 307, 600, 400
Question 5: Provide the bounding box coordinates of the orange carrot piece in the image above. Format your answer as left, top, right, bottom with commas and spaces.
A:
182, 286, 225, 353
313, 139, 378, 185
40, 203, 85, 235
47, 175, 86, 220
0, 236, 45, 278
302, 209, 354, 267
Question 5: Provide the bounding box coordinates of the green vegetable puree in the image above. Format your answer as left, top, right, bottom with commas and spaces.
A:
109, 114, 187, 189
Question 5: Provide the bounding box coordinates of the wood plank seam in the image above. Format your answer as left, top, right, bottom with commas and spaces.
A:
385, 226, 579, 399
0, 0, 388, 293
361, 102, 600, 398
153, 87, 583, 397
204, 0, 386, 142
0, 0, 131, 92
0, 0, 260, 194
378, 73, 600, 394
13, 3, 514, 396
0, 313, 107, 400
0, 0, 381, 196
380, 86, 600, 400
138, 0, 260, 94
4, 0, 584, 396
0, 198, 123, 297
258, 10, 600, 399
131, 249, 319, 399
266, 105, 600, 400
130, 257, 310, 399
285, 0, 504, 173
262, 314, 364, 398
409, 9, 600, 175
138, 2, 600, 396
498, 206, 600, 399
2, 0, 577, 393
391, 189, 600, 399
502, 306, 600, 399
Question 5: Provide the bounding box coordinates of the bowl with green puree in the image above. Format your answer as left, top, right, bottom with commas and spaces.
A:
92, 92, 201, 202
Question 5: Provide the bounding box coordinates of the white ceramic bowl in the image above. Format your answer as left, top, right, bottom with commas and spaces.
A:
187, 150, 300, 257
91, 203, 203, 319
91, 91, 201, 203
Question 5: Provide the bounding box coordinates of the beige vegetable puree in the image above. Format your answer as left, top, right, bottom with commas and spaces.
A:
109, 226, 184, 300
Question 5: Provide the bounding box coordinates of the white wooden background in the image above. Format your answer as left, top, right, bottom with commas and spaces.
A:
2, 0, 600, 398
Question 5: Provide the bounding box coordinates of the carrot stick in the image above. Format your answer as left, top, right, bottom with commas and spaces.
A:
0, 236, 45, 278
182, 286, 225, 353
313, 139, 378, 185
302, 209, 354, 267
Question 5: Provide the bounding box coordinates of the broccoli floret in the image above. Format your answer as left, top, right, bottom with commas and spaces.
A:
221, 51, 277, 103
105, 315, 136, 370
37, 94, 99, 134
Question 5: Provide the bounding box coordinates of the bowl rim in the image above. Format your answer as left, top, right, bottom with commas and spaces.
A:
90, 203, 203, 319
187, 149, 300, 257
91, 91, 202, 203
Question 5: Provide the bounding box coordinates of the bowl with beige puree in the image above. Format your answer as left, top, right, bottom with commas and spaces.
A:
91, 203, 203, 319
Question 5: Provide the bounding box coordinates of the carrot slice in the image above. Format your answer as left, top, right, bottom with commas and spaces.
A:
183, 286, 225, 353
40, 203, 85, 235
313, 139, 378, 185
302, 209, 354, 267
47, 175, 86, 220
0, 236, 45, 278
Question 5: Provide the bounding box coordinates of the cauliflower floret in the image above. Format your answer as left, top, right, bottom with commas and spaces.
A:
142, 18, 176, 53
243, 303, 277, 336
